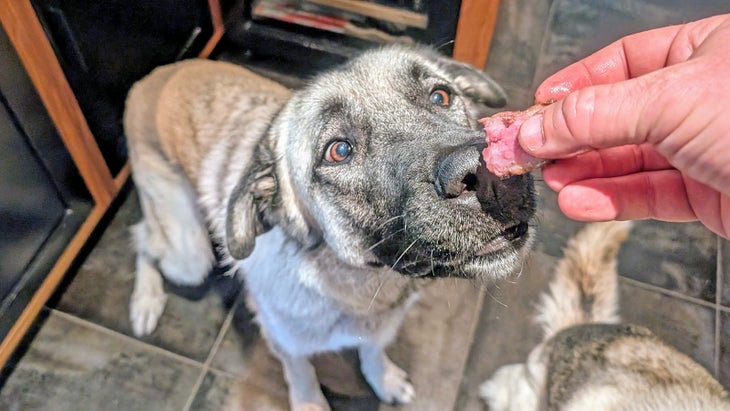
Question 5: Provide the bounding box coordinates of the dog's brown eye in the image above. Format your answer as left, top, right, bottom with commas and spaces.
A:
430, 89, 451, 107
325, 140, 352, 163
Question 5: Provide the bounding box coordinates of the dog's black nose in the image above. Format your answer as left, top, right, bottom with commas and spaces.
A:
434, 144, 483, 199
475, 165, 535, 225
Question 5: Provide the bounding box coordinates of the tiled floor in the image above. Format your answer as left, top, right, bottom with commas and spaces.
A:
2, 176, 728, 411
0, 187, 489, 411
3, 1, 730, 409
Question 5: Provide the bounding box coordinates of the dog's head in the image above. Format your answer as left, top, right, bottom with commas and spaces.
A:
226, 45, 536, 280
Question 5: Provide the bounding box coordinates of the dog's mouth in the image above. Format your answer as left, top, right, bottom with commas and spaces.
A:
376, 218, 532, 278
475, 221, 530, 256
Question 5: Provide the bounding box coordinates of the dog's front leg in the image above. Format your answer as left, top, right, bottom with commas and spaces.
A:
129, 253, 167, 336
275, 349, 330, 411
359, 343, 415, 405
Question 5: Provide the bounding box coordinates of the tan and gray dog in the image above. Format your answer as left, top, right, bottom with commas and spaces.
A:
124, 45, 536, 410
480, 221, 730, 410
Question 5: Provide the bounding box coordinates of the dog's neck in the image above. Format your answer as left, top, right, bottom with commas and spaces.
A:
298, 243, 424, 314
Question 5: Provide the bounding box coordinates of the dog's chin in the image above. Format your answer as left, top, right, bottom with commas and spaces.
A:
388, 226, 534, 279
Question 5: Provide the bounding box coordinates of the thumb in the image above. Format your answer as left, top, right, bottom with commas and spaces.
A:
518, 75, 662, 159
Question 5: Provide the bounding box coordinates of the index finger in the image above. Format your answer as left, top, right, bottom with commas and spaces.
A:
535, 24, 684, 103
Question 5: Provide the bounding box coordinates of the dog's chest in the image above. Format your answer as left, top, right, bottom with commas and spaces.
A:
239, 227, 420, 353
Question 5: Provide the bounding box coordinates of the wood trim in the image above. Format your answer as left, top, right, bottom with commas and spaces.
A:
452, 0, 500, 70
0, 167, 130, 368
0, 0, 116, 206
0, 165, 130, 369
198, 0, 225, 59
306, 0, 428, 29
114, 162, 131, 191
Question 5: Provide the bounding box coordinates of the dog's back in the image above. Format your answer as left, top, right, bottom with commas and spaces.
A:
123, 59, 291, 336
481, 221, 730, 411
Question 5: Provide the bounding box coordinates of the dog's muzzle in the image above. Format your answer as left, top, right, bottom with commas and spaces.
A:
434, 143, 532, 242
434, 142, 485, 200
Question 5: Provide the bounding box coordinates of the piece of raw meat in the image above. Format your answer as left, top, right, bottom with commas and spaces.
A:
480, 104, 549, 178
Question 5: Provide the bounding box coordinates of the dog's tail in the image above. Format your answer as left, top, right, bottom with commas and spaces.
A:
534, 221, 633, 340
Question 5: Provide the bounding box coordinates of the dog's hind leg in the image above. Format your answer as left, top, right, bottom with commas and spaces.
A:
359, 343, 415, 405
129, 168, 214, 336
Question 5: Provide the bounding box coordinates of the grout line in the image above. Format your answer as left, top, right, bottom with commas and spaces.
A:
716, 236, 724, 376
618, 276, 719, 311
205, 365, 243, 380
181, 300, 237, 411
49, 309, 206, 369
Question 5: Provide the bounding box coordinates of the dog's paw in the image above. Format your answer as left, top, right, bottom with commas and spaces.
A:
479, 379, 504, 410
479, 364, 538, 411
291, 402, 331, 411
377, 361, 415, 405
129, 291, 167, 337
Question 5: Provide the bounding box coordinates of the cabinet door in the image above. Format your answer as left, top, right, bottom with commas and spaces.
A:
0, 98, 67, 299
32, 0, 216, 174
0, 23, 92, 341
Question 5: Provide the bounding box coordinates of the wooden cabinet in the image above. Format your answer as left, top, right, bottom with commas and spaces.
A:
453, 0, 501, 70
0, 1, 129, 368
0, 0, 223, 368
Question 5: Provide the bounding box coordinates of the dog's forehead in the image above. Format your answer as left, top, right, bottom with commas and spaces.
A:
319, 47, 441, 94
294, 47, 445, 125
284, 46, 455, 155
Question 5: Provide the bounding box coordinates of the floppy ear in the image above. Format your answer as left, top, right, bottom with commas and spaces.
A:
435, 56, 508, 109
225, 144, 278, 260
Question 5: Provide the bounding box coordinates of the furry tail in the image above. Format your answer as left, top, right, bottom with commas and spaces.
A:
534, 221, 633, 340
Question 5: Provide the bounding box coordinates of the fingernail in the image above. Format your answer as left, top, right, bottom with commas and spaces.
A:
520, 115, 545, 152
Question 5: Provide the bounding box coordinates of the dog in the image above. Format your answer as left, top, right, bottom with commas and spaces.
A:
123, 44, 537, 410
480, 221, 730, 410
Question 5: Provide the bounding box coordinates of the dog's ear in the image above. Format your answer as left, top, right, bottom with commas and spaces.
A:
436, 56, 507, 109
225, 144, 278, 260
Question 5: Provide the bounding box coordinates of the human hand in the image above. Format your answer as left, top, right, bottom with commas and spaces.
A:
518, 14, 730, 238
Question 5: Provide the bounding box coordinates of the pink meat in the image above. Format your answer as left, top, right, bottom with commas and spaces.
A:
480, 104, 548, 178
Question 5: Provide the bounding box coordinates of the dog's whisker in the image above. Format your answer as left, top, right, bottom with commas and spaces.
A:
500, 275, 520, 285
367, 227, 406, 251
514, 260, 526, 279
375, 214, 406, 231
367, 276, 390, 312
391, 239, 418, 271
435, 39, 455, 51
483, 285, 509, 308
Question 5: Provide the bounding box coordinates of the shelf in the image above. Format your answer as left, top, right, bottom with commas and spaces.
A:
305, 0, 428, 29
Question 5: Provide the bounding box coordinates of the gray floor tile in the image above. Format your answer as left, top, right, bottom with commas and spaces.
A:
499, 85, 537, 112
213, 326, 289, 410
533, 180, 717, 302
533, 0, 725, 87
188, 371, 236, 411
0, 311, 201, 411
216, 279, 484, 411
379, 279, 483, 411
455, 250, 557, 411
485, 0, 551, 90
56, 190, 235, 362
619, 280, 717, 373
618, 220, 717, 302
531, 180, 587, 258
